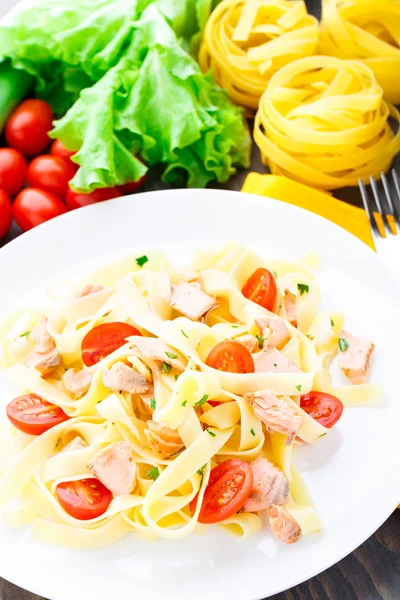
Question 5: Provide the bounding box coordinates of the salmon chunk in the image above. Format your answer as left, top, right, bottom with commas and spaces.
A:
283, 291, 297, 327
61, 436, 88, 453
102, 361, 148, 394
236, 334, 257, 353
168, 282, 217, 320
63, 368, 93, 399
255, 317, 290, 351
87, 441, 136, 496
75, 283, 104, 298
267, 504, 301, 544
339, 330, 375, 384
25, 316, 62, 378
243, 457, 289, 512
145, 421, 184, 458
253, 344, 301, 374
131, 337, 186, 372
244, 390, 302, 438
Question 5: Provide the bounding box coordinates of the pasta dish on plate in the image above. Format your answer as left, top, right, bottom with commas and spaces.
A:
0, 242, 382, 549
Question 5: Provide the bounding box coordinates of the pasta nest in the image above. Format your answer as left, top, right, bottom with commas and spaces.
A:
254, 55, 400, 190
198, 0, 319, 112
320, 0, 400, 104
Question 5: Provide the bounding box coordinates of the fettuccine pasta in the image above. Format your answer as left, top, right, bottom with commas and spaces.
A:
0, 243, 383, 548
320, 0, 400, 104
199, 0, 319, 112
254, 55, 400, 189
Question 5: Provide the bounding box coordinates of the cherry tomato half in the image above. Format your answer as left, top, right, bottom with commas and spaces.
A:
56, 478, 112, 520
51, 139, 79, 172
5, 99, 54, 157
190, 459, 253, 524
28, 155, 76, 200
242, 268, 277, 312
6, 394, 70, 435
0, 148, 27, 197
206, 340, 254, 374
13, 188, 67, 232
0, 189, 12, 239
300, 391, 344, 428
66, 187, 122, 210
82, 322, 141, 367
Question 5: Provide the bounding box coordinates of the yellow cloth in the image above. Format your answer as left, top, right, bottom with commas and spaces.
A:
241, 173, 374, 249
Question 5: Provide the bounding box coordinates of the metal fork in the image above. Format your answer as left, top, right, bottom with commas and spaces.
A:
359, 170, 400, 276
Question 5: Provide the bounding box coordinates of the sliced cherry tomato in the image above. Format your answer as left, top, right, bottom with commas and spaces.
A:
13, 188, 67, 232
82, 322, 141, 367
207, 400, 221, 407
300, 391, 344, 428
56, 478, 112, 520
66, 187, 122, 210
27, 155, 76, 199
51, 139, 79, 173
190, 459, 253, 524
242, 268, 277, 311
0, 148, 27, 197
5, 99, 54, 157
6, 394, 70, 435
206, 340, 254, 374
0, 189, 12, 239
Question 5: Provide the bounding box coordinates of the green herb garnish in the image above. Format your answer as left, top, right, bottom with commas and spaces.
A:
255, 334, 265, 349
194, 394, 209, 407
147, 467, 160, 481
181, 329, 189, 338
174, 374, 180, 381
273, 363, 277, 367
338, 338, 349, 352
20, 331, 31, 338
161, 362, 171, 374
136, 255, 149, 268
319, 432, 328, 438
250, 428, 256, 437
165, 351, 177, 359
149, 398, 156, 411
297, 283, 309, 296
181, 400, 188, 407
197, 464, 207, 476
207, 429, 216, 437
273, 271, 278, 278
306, 334, 314, 340
231, 325, 240, 328
295, 384, 302, 392
330, 318, 335, 327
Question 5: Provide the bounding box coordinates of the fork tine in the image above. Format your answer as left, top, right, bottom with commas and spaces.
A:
393, 169, 400, 203
381, 172, 398, 233
369, 175, 391, 236
359, 178, 382, 242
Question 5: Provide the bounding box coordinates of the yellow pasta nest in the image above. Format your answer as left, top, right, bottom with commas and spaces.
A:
320, 0, 400, 104
198, 0, 319, 112
254, 55, 400, 190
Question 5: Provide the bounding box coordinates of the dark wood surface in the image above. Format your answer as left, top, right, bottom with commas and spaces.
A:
1, 0, 400, 598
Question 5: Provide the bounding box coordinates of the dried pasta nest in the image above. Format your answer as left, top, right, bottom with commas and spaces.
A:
254, 55, 400, 190
320, 0, 400, 104
199, 0, 319, 113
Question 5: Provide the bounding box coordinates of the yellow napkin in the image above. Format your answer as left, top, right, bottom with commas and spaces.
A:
241, 173, 374, 250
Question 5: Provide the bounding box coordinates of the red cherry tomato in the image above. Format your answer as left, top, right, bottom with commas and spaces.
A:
206, 341, 254, 374
5, 99, 54, 157
190, 459, 253, 524
81, 322, 141, 367
300, 391, 344, 428
50, 139, 78, 172
56, 478, 112, 521
0, 189, 12, 239
0, 148, 27, 197
13, 188, 67, 232
27, 155, 76, 200
66, 187, 122, 210
6, 394, 69, 435
242, 268, 277, 312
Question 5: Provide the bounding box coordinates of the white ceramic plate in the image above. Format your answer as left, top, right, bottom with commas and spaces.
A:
0, 189, 400, 600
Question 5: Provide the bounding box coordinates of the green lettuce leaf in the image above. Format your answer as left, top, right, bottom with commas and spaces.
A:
51, 5, 250, 190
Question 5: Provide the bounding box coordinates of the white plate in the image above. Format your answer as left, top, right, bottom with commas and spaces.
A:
0, 189, 400, 600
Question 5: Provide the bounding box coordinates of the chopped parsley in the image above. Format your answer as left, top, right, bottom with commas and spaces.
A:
181, 400, 188, 407
136, 255, 149, 268
273, 363, 277, 367
174, 374, 180, 381
231, 325, 240, 328
255, 334, 265, 349
250, 428, 256, 437
181, 329, 189, 338
273, 271, 278, 278
330, 318, 335, 328
20, 331, 31, 338
194, 394, 209, 407
197, 464, 207, 476
338, 338, 349, 352
306, 334, 314, 340
207, 429, 216, 437
149, 398, 156, 411
161, 362, 171, 374
319, 432, 328, 438
297, 283, 309, 296
165, 351, 177, 360
295, 384, 302, 392
147, 466, 160, 481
